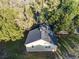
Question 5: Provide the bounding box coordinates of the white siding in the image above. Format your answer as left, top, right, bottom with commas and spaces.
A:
25, 39, 57, 52
74, 29, 79, 34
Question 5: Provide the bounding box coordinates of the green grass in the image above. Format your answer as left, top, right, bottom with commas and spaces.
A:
4, 39, 26, 59
0, 34, 79, 59
57, 34, 79, 58
0, 39, 54, 59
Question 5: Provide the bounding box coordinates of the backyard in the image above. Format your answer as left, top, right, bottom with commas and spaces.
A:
0, 34, 79, 59
0, 0, 79, 59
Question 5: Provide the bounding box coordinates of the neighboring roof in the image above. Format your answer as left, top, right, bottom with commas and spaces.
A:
25, 28, 41, 44
74, 28, 79, 34
56, 31, 69, 35
76, 28, 79, 33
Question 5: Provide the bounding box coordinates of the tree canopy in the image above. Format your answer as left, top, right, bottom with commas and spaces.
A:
0, 0, 79, 41
25, 0, 79, 32
0, 0, 79, 59
0, 8, 24, 41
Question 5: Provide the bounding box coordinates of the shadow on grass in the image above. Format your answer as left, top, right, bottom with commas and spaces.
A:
0, 30, 28, 59
0, 39, 26, 59
0, 30, 79, 59
0, 40, 57, 59
0, 30, 57, 59
57, 34, 79, 59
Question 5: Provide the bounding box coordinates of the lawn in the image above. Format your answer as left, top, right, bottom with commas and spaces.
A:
0, 39, 26, 59
0, 39, 57, 59
0, 34, 79, 59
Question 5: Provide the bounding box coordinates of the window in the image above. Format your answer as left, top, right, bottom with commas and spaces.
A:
32, 46, 34, 48
47, 46, 50, 48
45, 46, 50, 48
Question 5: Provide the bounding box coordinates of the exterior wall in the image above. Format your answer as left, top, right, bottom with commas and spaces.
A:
26, 45, 57, 52
74, 29, 79, 34
25, 39, 57, 52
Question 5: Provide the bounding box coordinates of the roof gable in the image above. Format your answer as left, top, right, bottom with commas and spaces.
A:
25, 25, 58, 45
25, 39, 56, 47
25, 28, 41, 44
26, 39, 50, 46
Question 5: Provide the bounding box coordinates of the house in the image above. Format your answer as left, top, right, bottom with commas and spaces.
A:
24, 24, 58, 52
56, 31, 69, 35
74, 28, 79, 34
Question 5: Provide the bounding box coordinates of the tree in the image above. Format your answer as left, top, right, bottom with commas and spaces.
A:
46, 0, 79, 32
28, 0, 79, 32
0, 8, 24, 41
0, 0, 79, 59
27, 0, 79, 59
0, 0, 35, 41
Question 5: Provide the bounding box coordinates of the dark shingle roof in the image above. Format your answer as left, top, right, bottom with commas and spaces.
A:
25, 25, 58, 45
77, 28, 79, 33
25, 28, 41, 44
